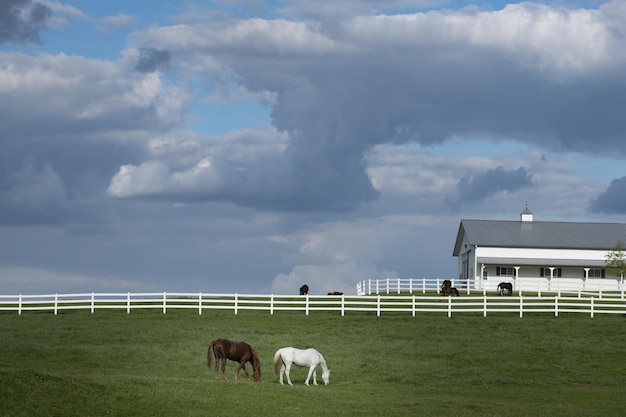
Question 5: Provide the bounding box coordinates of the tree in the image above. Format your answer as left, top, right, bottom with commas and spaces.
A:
605, 241, 626, 283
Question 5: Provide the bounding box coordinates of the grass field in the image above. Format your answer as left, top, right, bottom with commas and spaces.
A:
1, 309, 625, 417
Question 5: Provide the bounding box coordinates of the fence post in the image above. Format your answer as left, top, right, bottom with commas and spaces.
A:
198, 292, 202, 315
422, 278, 426, 294
234, 293, 238, 315
18, 294, 22, 315
590, 297, 594, 318
409, 278, 413, 294
483, 295, 487, 317
397, 278, 401, 294
377, 295, 381, 317
519, 295, 523, 318
305, 295, 309, 316
554, 296, 558, 317
341, 294, 345, 317
91, 292, 95, 314
411, 295, 416, 317
127, 292, 131, 314
54, 293, 58, 315
270, 294, 274, 315
448, 296, 452, 318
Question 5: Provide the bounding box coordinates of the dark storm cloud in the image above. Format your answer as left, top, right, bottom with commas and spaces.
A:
0, 0, 51, 44
130, 2, 626, 212
134, 47, 171, 73
590, 176, 626, 214
452, 166, 534, 206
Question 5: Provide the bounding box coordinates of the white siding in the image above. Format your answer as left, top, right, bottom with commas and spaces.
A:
477, 247, 607, 261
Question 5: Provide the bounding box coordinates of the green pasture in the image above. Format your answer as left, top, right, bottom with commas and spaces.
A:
1, 309, 625, 417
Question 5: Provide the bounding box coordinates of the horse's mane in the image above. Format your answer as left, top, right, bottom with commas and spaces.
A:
249, 344, 262, 381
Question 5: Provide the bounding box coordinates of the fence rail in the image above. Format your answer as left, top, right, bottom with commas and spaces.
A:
1, 292, 625, 317
357, 277, 626, 297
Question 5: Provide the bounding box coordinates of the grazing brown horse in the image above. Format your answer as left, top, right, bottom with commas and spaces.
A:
207, 339, 261, 382
441, 279, 460, 296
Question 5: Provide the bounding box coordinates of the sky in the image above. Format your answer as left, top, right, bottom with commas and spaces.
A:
1, 0, 626, 296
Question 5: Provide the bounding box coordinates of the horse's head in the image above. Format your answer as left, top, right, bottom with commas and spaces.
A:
322, 368, 330, 385
250, 347, 262, 382
252, 366, 261, 382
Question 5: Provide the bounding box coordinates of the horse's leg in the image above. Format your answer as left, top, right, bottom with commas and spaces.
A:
214, 354, 222, 380
312, 366, 318, 385
285, 362, 293, 385
238, 362, 250, 381
278, 364, 284, 385
213, 354, 220, 380
304, 365, 316, 386
278, 363, 286, 385
221, 358, 228, 381
234, 363, 240, 381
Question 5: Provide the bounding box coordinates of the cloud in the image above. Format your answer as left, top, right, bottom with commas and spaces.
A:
0, 52, 190, 138
128, 1, 626, 212
134, 47, 171, 73
0, 159, 104, 225
590, 176, 626, 214
96, 13, 136, 33
452, 166, 535, 206
0, 0, 51, 44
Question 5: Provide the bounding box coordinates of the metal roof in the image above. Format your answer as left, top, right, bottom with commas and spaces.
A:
476, 257, 607, 267
453, 219, 626, 255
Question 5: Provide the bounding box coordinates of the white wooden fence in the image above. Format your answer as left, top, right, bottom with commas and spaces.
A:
357, 277, 626, 297
357, 278, 455, 295
1, 292, 625, 317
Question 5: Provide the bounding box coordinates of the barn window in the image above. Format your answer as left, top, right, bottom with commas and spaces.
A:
588, 269, 605, 278
496, 267, 513, 276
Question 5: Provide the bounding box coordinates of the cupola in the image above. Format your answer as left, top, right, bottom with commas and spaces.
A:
521, 204, 533, 222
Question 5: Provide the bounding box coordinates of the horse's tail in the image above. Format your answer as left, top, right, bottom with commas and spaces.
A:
273, 349, 282, 375
207, 340, 215, 368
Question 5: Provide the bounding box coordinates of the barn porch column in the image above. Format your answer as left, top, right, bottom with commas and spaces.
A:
480, 264, 486, 292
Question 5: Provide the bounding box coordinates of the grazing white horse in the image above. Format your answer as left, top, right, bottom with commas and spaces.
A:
273, 347, 330, 386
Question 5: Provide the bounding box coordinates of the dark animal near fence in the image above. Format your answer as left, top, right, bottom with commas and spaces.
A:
327, 291, 343, 295
299, 284, 309, 295
207, 339, 261, 382
441, 279, 460, 296
498, 282, 513, 296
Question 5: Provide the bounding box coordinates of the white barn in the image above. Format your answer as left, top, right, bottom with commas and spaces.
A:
452, 207, 626, 293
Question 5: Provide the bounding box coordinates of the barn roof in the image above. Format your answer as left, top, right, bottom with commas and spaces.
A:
453, 219, 626, 256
